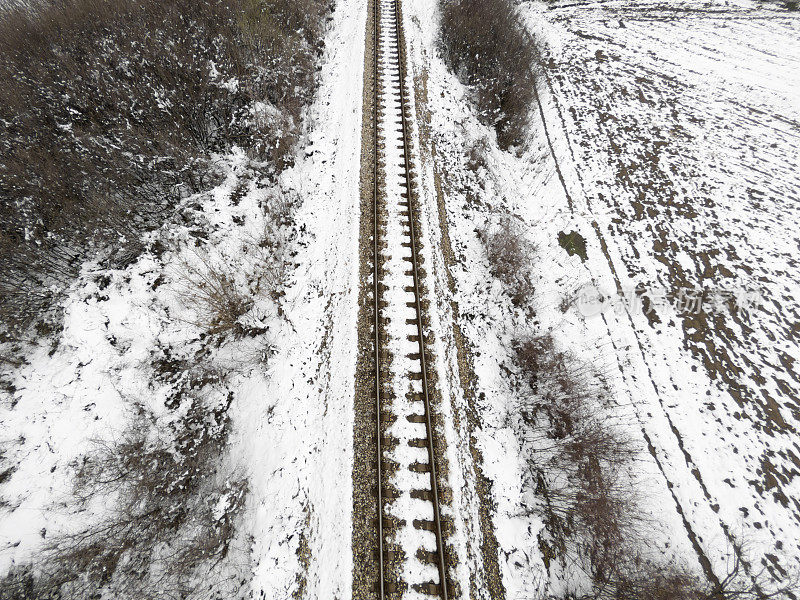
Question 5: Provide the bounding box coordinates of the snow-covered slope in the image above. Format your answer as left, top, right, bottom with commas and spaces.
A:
0, 0, 366, 597
240, 0, 366, 595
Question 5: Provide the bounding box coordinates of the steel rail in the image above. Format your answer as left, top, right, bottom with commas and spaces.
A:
372, 0, 385, 595
372, 0, 448, 596
391, 0, 449, 597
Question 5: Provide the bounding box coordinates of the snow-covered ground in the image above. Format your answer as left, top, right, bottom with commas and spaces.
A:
523, 0, 800, 587
0, 0, 366, 596
2, 0, 798, 597
402, 0, 800, 597
241, 0, 366, 594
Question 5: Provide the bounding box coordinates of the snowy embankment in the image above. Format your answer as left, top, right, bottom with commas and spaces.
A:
0, 0, 365, 597
239, 0, 366, 595
242, 0, 366, 598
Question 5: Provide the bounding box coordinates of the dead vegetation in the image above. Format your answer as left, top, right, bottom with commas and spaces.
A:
580, 545, 800, 600
480, 216, 536, 306
0, 0, 330, 333
175, 244, 285, 339
177, 254, 257, 337
438, 0, 541, 150
0, 384, 248, 600
513, 332, 799, 599
173, 188, 293, 339
513, 332, 638, 585
466, 136, 491, 174
0, 0, 323, 596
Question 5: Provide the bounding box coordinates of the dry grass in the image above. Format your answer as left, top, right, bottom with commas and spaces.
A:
174, 190, 292, 339
480, 216, 536, 306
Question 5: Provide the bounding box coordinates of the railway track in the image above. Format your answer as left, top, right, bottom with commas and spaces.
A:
370, 0, 451, 597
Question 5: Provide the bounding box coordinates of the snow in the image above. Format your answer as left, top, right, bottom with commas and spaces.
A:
523, 0, 800, 591
400, 0, 800, 596
2, 0, 798, 596
0, 0, 366, 597
241, 0, 367, 593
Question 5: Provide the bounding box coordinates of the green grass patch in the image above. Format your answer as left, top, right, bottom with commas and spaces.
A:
558, 230, 588, 262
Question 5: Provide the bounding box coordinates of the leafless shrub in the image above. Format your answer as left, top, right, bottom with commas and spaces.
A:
175, 254, 255, 337
480, 216, 536, 306
0, 568, 41, 600
2, 388, 248, 600
703, 544, 800, 600
466, 136, 491, 174
515, 337, 632, 469
513, 332, 644, 593
176, 209, 291, 338
439, 0, 542, 149
247, 188, 296, 295
514, 334, 558, 386
577, 542, 800, 600
576, 557, 704, 600
559, 287, 584, 314
0, 0, 330, 332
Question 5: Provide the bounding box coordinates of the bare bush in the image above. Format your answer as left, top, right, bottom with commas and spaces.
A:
703, 545, 800, 600
2, 390, 248, 600
177, 254, 255, 337
0, 0, 330, 332
466, 136, 491, 174
516, 337, 632, 472
578, 543, 800, 600
513, 332, 644, 592
581, 558, 704, 600
175, 193, 291, 337
0, 568, 40, 600
247, 188, 296, 297
439, 0, 541, 149
481, 216, 536, 306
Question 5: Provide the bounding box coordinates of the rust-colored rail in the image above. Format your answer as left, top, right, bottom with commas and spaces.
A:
372, 0, 385, 595
372, 0, 449, 597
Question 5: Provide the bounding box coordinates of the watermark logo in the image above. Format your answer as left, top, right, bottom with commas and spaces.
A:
576, 284, 763, 319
